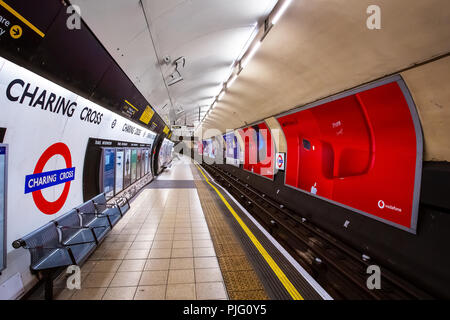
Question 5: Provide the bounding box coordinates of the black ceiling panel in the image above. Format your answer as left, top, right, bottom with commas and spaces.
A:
91, 62, 135, 113
0, 0, 170, 136
30, 9, 113, 96
0, 0, 61, 64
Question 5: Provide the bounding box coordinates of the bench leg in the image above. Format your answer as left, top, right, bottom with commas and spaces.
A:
44, 273, 54, 301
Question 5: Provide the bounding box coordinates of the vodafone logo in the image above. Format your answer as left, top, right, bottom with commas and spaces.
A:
25, 143, 75, 215
377, 200, 402, 213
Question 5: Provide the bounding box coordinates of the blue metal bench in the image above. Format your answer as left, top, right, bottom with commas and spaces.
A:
11, 221, 91, 300
12, 193, 132, 299
54, 209, 97, 259
91, 193, 130, 227
75, 200, 112, 240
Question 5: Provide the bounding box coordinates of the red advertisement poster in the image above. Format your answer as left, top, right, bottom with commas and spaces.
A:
277, 79, 422, 232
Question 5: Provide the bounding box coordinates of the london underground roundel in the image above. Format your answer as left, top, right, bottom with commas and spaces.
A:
277, 155, 283, 168
276, 153, 285, 170
25, 143, 76, 215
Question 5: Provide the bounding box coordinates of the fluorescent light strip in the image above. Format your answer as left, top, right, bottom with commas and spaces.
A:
238, 23, 258, 60
272, 0, 292, 25
241, 41, 261, 68
227, 74, 237, 88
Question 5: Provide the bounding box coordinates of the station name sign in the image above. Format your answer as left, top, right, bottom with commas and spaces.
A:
25, 167, 75, 194
6, 78, 104, 125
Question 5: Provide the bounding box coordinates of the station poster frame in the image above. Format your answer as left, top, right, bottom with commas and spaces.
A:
276, 75, 423, 234
0, 144, 8, 272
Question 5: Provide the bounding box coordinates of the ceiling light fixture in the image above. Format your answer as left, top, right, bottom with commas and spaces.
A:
241, 41, 261, 68
238, 23, 258, 61
272, 0, 292, 25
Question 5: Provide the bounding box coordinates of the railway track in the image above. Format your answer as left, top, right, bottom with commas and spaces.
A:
201, 163, 432, 300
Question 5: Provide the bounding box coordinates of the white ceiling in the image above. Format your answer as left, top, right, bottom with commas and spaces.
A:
71, 0, 277, 126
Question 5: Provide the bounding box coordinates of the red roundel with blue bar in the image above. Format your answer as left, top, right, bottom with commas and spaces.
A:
25, 143, 75, 215
277, 155, 284, 168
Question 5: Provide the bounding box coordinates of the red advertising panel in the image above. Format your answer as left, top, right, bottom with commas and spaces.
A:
197, 140, 203, 155
238, 122, 275, 179
277, 78, 422, 232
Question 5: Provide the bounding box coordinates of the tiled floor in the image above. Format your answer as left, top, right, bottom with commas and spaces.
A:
55, 156, 228, 300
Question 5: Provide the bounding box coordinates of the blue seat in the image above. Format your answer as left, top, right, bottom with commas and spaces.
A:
12, 222, 74, 271
53, 210, 97, 265
116, 197, 131, 216
76, 200, 111, 242
92, 193, 129, 226
12, 194, 132, 299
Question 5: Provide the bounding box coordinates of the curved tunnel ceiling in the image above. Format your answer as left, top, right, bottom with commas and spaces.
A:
70, 0, 278, 126
198, 0, 450, 138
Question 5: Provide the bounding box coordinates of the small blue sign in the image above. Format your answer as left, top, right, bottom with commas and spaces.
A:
25, 167, 76, 194
0, 147, 5, 155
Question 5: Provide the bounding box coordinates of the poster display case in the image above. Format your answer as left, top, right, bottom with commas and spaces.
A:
124, 149, 132, 188
0, 144, 7, 272
131, 149, 137, 183
115, 149, 124, 194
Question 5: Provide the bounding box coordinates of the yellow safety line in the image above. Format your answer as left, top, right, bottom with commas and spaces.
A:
196, 164, 304, 300
0, 0, 45, 37
124, 100, 139, 111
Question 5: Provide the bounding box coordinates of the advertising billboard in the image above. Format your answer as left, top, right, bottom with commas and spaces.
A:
238, 122, 274, 179
102, 149, 115, 199
224, 133, 239, 166
124, 149, 132, 188
136, 149, 142, 179
277, 77, 423, 233
144, 149, 150, 175
115, 149, 124, 194
0, 145, 6, 272
131, 149, 137, 183
141, 149, 146, 177
203, 139, 215, 159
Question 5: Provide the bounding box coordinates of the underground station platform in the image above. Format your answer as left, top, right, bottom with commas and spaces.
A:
28, 156, 329, 301
0, 0, 450, 316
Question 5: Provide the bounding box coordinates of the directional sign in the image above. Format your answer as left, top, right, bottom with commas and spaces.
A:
9, 24, 21, 39
25, 143, 75, 215
139, 105, 155, 125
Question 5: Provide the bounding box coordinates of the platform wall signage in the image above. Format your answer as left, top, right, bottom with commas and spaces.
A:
238, 122, 275, 179
276, 153, 285, 171
144, 150, 150, 175
124, 149, 132, 188
0, 145, 6, 272
131, 150, 137, 183
223, 132, 240, 167
158, 139, 174, 170
24, 142, 75, 215
139, 106, 155, 125
115, 150, 124, 194
0, 56, 158, 252
203, 139, 215, 159
277, 79, 423, 233
102, 149, 115, 199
